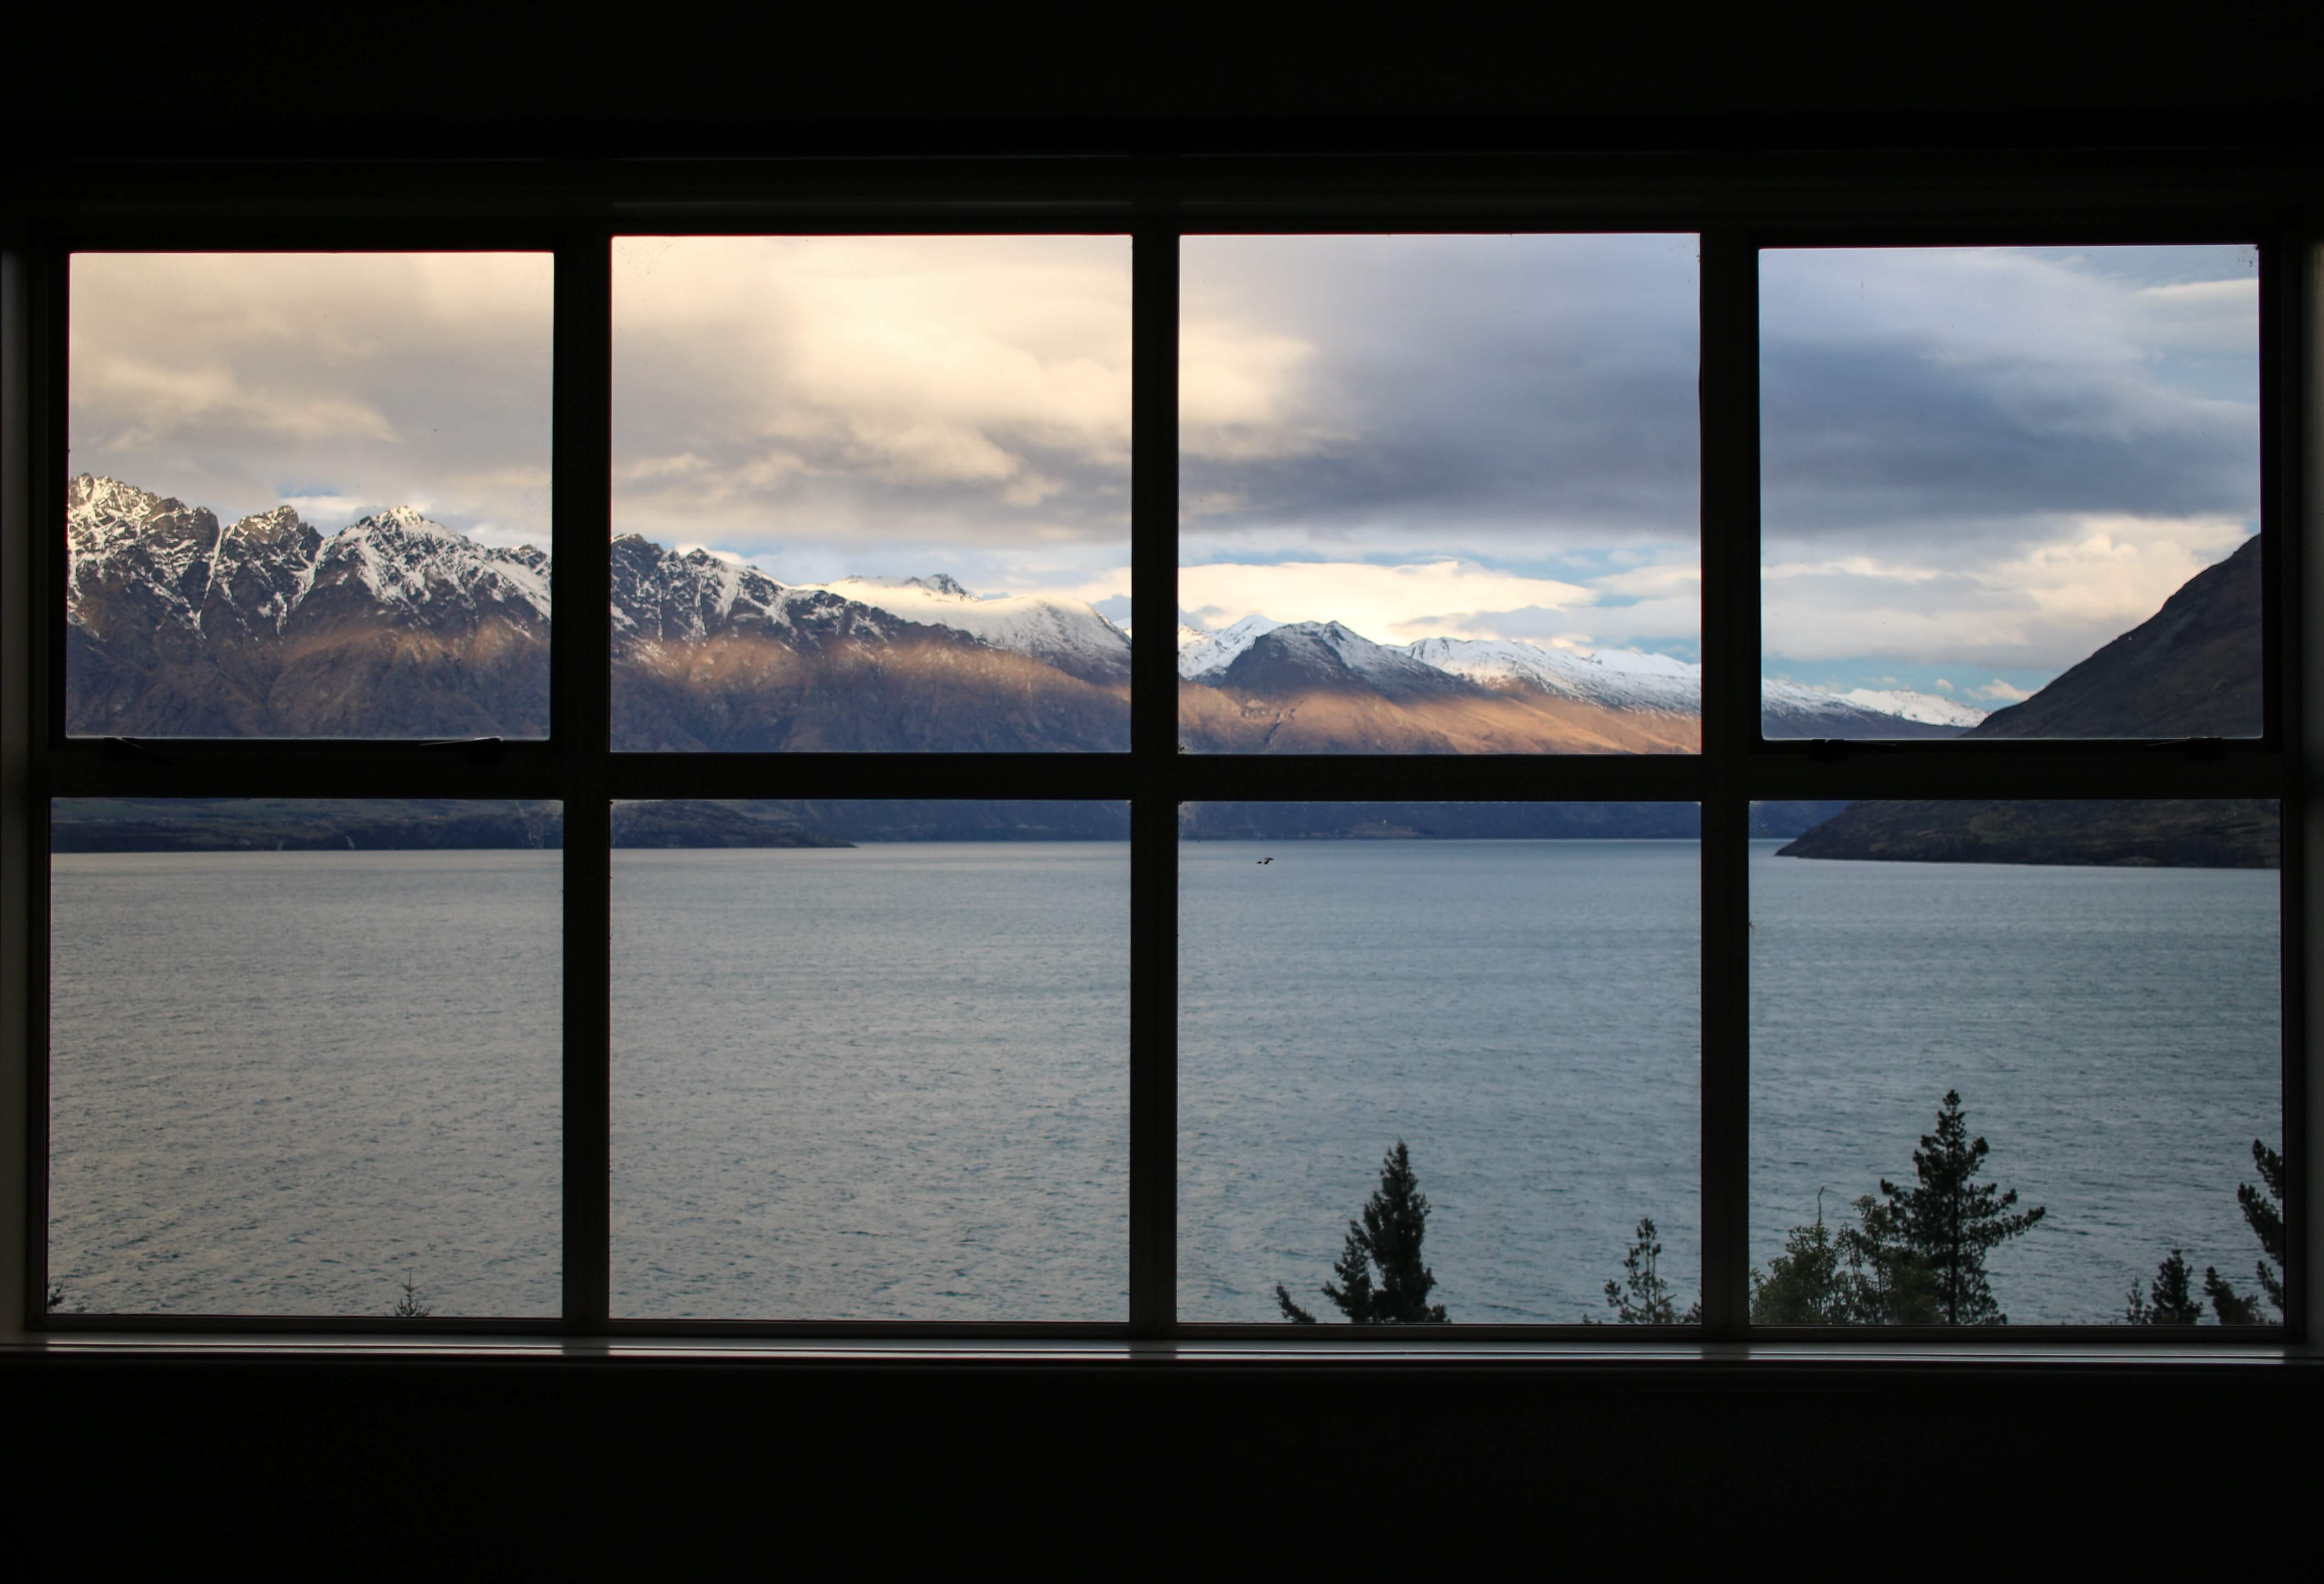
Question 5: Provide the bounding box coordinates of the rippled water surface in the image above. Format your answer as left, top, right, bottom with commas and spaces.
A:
50, 840, 2281, 1324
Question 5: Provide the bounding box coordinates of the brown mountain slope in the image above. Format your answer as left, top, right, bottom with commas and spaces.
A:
1970, 533, 2261, 739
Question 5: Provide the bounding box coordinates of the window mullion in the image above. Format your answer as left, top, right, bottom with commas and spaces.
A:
1128, 217, 1181, 1335
555, 230, 615, 1333
1697, 227, 1759, 1336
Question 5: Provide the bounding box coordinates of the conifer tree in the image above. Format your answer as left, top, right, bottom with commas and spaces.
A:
1603, 1217, 1701, 1323
2201, 1138, 2286, 1324
2124, 1249, 2204, 1325
1752, 1192, 1939, 1324
1276, 1140, 1448, 1323
1878, 1090, 2045, 1325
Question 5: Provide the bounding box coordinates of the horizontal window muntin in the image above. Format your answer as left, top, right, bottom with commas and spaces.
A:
13, 208, 2301, 1344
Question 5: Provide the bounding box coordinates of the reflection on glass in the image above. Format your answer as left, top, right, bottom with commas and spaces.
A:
1178, 803, 1701, 1322
1176, 235, 1702, 755
1751, 800, 2281, 1324
610, 237, 1133, 752
47, 799, 563, 1316
610, 801, 1128, 1318
1760, 245, 2261, 740
66, 254, 554, 740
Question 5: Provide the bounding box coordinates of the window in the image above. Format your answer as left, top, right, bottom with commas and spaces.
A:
4, 159, 2306, 1349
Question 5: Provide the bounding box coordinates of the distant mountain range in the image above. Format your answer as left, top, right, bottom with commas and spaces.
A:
54, 797, 1851, 852
66, 476, 1130, 749
1174, 615, 1978, 753
70, 475, 2001, 749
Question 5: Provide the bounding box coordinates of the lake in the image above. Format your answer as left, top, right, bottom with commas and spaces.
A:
47, 840, 2281, 1324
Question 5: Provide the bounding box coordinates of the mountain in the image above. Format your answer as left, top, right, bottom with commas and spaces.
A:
606, 537, 1127, 751
1174, 618, 1972, 752
1779, 537, 2269, 868
1777, 799, 2278, 868
818, 575, 1130, 690
67, 476, 552, 738
64, 476, 1130, 750
1965, 532, 2261, 739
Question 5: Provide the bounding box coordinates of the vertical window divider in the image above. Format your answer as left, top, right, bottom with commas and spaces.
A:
1128, 217, 1181, 1337
555, 230, 615, 1333
1697, 227, 1758, 1337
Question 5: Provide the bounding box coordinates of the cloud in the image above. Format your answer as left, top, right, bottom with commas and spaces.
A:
1974, 679, 2036, 701
1177, 233, 1701, 547
69, 252, 555, 543
1933, 678, 1954, 691
1762, 513, 2249, 673
610, 236, 1132, 552
1177, 559, 1597, 645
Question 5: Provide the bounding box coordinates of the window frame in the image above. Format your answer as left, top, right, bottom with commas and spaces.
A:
3, 149, 2309, 1350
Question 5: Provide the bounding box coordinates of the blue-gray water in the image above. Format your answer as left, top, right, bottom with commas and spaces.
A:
48, 841, 2280, 1324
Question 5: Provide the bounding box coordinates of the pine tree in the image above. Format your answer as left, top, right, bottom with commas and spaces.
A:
1753, 1192, 1940, 1324
1276, 1140, 1448, 1323
1751, 1202, 1845, 1324
2124, 1249, 2203, 1325
1878, 1090, 2045, 1324
2202, 1138, 2286, 1324
392, 1274, 434, 1319
1603, 1217, 1701, 1323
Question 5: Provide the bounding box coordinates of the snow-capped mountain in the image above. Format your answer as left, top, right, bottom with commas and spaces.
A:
66, 476, 1129, 749
817, 574, 1131, 689
1176, 614, 1282, 680
1402, 636, 1700, 716
1835, 688, 1988, 729
1174, 614, 1982, 745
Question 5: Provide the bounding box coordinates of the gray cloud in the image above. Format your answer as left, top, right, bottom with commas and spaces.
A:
69, 254, 555, 546
1178, 234, 1702, 550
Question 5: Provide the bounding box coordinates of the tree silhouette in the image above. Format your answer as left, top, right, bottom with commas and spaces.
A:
2202, 1138, 2284, 1325
2124, 1249, 2204, 1325
1276, 1140, 1448, 1323
392, 1274, 434, 1319
1752, 1191, 1939, 1324
1602, 1217, 1701, 1323
1878, 1090, 2045, 1325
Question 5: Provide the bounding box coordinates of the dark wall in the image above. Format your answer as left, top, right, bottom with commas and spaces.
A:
4, 1355, 2311, 1559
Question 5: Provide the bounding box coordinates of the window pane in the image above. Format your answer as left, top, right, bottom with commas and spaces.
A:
1760, 245, 2261, 740
1180, 804, 1700, 1322
67, 254, 553, 740
610, 238, 1132, 752
611, 801, 1128, 1318
47, 799, 563, 1317
1751, 801, 2281, 1325
1177, 235, 1702, 755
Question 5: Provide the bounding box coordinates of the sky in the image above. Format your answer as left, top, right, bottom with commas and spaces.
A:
613, 235, 1133, 618
1759, 244, 2259, 701
69, 252, 555, 548
69, 240, 2260, 700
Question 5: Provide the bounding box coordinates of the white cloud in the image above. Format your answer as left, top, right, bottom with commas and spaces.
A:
1933, 678, 1954, 691
1177, 559, 1596, 645
1975, 678, 2036, 701
1763, 515, 2251, 673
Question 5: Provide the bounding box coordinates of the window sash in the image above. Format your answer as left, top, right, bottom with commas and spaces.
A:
10, 169, 2305, 1342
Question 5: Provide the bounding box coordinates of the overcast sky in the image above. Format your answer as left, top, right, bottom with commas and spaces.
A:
70, 252, 554, 547
71, 240, 2259, 699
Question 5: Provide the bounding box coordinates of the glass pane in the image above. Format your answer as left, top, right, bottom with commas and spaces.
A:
610, 237, 1132, 752
1760, 245, 2261, 740
1751, 800, 2281, 1325
611, 801, 1128, 1318
47, 799, 563, 1317
67, 254, 553, 740
1180, 804, 1700, 1322
1177, 235, 1702, 755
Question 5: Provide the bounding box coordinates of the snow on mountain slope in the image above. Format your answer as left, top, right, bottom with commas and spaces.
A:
1836, 688, 1988, 728
1176, 614, 1283, 679
818, 575, 1131, 687
1403, 636, 1700, 714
